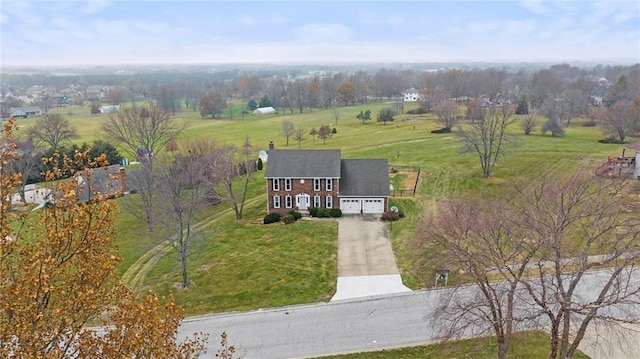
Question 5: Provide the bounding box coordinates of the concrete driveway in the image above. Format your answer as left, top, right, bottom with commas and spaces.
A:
331, 215, 411, 301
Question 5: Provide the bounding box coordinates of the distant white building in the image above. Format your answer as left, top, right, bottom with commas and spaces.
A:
590, 96, 604, 107
99, 105, 120, 114
253, 106, 277, 115
403, 88, 420, 102
10, 106, 42, 118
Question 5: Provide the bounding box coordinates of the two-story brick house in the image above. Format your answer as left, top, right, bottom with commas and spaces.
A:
264, 149, 390, 215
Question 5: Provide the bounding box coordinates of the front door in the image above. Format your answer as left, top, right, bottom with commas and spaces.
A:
297, 194, 309, 210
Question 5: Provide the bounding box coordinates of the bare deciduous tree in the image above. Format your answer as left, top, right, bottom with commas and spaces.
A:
417, 195, 537, 359
105, 86, 126, 105
205, 137, 255, 221
599, 100, 638, 142
309, 127, 318, 141
318, 125, 332, 144
27, 113, 78, 150
519, 112, 538, 135
155, 149, 208, 288
514, 170, 640, 359
6, 137, 42, 202
465, 98, 483, 122
417, 169, 640, 359
122, 162, 157, 231
433, 99, 460, 130
459, 105, 516, 178
540, 98, 568, 137
280, 120, 295, 146
294, 128, 306, 149
101, 105, 186, 160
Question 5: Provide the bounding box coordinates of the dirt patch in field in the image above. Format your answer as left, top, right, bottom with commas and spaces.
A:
402, 171, 419, 188
390, 170, 421, 195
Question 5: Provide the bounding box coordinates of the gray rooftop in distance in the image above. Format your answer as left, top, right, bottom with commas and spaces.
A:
339, 159, 390, 197
265, 149, 341, 178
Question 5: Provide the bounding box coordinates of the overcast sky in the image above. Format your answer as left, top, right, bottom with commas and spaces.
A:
1, 0, 639, 67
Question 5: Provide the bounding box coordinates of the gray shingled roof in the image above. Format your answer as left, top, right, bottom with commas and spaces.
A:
76, 165, 125, 202
339, 159, 390, 197
265, 150, 341, 178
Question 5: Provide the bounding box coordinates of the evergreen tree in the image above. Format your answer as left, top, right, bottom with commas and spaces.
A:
258, 95, 273, 108
247, 99, 258, 111
515, 96, 529, 115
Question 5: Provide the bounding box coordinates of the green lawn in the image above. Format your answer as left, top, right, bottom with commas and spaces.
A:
16, 102, 624, 356
314, 331, 590, 359
116, 102, 628, 307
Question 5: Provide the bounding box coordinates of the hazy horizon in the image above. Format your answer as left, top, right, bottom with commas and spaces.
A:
1, 0, 639, 68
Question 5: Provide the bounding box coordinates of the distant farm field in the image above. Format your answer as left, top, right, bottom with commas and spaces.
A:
15, 101, 632, 314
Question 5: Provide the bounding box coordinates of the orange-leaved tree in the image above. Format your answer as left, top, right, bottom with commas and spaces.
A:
0, 117, 207, 357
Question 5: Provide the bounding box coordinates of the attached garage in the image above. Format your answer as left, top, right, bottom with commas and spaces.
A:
338, 159, 390, 215
340, 199, 362, 214
363, 199, 385, 214
339, 198, 386, 214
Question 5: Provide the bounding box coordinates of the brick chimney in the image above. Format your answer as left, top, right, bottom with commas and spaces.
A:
268, 141, 274, 150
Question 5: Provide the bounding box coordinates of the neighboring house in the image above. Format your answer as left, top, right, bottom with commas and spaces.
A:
403, 88, 420, 102
99, 105, 120, 113
590, 96, 604, 107
75, 165, 127, 202
264, 148, 390, 215
49, 165, 127, 203
9, 184, 52, 205
10, 106, 42, 118
625, 143, 640, 179
595, 143, 640, 179
253, 106, 277, 115
32, 165, 127, 211
136, 147, 155, 162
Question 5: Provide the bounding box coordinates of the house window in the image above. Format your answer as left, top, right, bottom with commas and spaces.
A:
313, 178, 321, 191
326, 195, 333, 209
285, 195, 293, 208
272, 179, 280, 191
285, 178, 292, 191
273, 195, 280, 208
314, 195, 321, 208
326, 178, 333, 191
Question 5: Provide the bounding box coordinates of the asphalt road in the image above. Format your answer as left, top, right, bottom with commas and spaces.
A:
179, 269, 640, 359
180, 290, 438, 359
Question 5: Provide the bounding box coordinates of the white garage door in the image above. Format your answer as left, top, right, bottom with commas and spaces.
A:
363, 199, 385, 214
340, 199, 361, 214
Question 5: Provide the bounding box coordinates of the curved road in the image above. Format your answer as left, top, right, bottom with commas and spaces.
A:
179, 269, 640, 359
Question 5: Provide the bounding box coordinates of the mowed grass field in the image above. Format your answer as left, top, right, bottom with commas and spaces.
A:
13, 101, 631, 313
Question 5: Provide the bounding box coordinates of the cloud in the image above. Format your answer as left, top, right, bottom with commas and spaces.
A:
237, 15, 288, 26
2, 1, 41, 26
467, 21, 501, 33
133, 20, 170, 34
519, 0, 550, 14
294, 24, 353, 42
81, 0, 112, 14
358, 15, 405, 26
92, 19, 129, 36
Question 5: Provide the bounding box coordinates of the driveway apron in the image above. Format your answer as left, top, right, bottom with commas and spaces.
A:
331, 215, 411, 301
